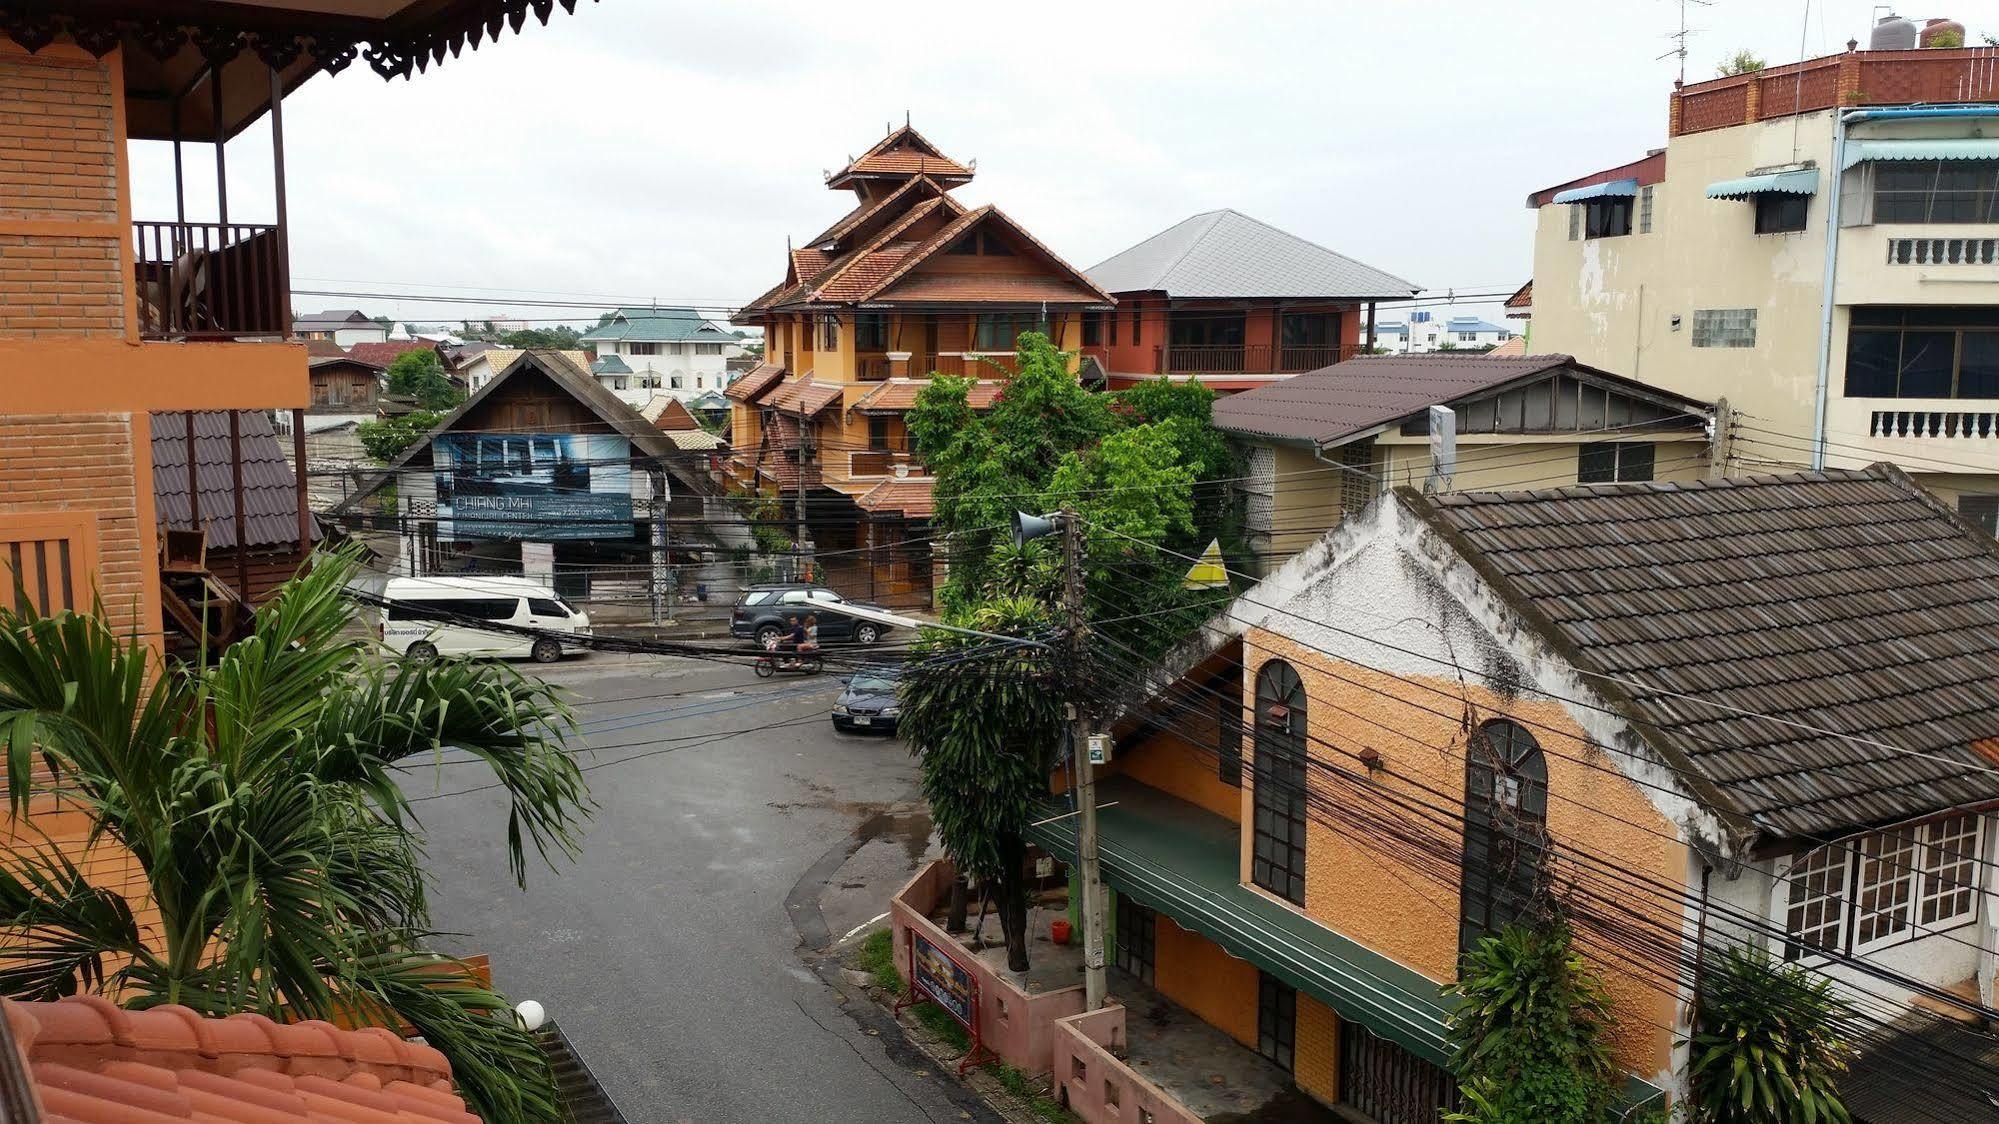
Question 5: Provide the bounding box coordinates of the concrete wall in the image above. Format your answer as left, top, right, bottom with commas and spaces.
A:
890, 860, 1086, 1076
1052, 1005, 1202, 1124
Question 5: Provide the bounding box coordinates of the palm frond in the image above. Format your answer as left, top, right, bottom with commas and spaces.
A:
0, 838, 148, 1001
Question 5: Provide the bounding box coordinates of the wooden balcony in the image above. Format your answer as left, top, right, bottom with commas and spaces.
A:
856, 352, 892, 381
133, 220, 287, 340
846, 449, 919, 478
1154, 343, 1359, 376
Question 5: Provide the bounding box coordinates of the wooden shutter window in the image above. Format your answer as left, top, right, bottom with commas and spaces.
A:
0, 513, 98, 617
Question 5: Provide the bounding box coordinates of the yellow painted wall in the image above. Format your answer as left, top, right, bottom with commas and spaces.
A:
1242, 632, 1685, 1076
1152, 914, 1259, 1050
1294, 995, 1340, 1106
1102, 724, 1243, 824
1264, 443, 1345, 565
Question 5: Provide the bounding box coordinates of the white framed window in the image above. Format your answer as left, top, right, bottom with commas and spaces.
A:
1784, 845, 1849, 957
1852, 829, 1919, 949
1639, 185, 1656, 234
1920, 814, 1980, 927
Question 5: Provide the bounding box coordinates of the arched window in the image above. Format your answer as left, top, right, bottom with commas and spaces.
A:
1252, 660, 1309, 905
1458, 719, 1550, 955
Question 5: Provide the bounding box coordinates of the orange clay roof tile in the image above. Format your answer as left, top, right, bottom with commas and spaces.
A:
5, 996, 477, 1124
856, 477, 936, 518
849, 378, 1005, 412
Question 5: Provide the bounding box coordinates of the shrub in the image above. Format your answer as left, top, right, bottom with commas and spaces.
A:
1446, 920, 1618, 1124
1685, 944, 1856, 1124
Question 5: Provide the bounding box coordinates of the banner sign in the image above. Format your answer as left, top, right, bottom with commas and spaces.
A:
434, 433, 632, 541
909, 932, 977, 1029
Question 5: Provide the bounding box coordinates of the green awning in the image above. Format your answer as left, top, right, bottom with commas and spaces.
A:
1843, 138, 1999, 170
1706, 168, 1820, 200
1028, 778, 1455, 1065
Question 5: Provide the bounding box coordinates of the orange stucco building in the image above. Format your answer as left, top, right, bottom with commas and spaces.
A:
727, 125, 1114, 606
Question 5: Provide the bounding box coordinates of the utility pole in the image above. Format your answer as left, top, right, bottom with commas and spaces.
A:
649, 466, 671, 626
1060, 507, 1109, 1010
1707, 396, 1734, 482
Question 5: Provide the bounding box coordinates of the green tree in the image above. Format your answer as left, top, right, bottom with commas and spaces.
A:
0, 549, 590, 1122
1446, 920, 1619, 1124
1685, 944, 1856, 1124
356, 409, 443, 463
499, 327, 582, 350
1718, 49, 1767, 76
385, 349, 462, 411
897, 598, 1063, 972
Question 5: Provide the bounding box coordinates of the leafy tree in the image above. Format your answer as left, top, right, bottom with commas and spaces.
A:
499, 327, 582, 350
372, 315, 393, 329
1685, 944, 1856, 1124
384, 349, 462, 411
356, 409, 443, 463
897, 597, 1063, 972
1446, 920, 1619, 1124
1718, 49, 1767, 76
0, 549, 590, 1122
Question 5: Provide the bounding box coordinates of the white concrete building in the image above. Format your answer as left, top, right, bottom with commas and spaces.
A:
1524, 40, 1999, 528
579, 306, 743, 402
1373, 314, 1515, 354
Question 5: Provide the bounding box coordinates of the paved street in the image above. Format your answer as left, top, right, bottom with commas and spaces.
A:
402, 652, 994, 1123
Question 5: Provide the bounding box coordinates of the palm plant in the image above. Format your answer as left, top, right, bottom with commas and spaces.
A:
1446, 919, 1618, 1124
0, 548, 589, 1122
1686, 944, 1856, 1124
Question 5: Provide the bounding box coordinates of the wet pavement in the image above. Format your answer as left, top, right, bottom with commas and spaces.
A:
401, 652, 998, 1124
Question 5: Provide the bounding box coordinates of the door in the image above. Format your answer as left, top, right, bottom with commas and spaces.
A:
1339, 1023, 1459, 1124
808, 588, 851, 637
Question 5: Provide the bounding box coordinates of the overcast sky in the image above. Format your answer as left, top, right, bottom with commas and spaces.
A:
127, 1, 1989, 330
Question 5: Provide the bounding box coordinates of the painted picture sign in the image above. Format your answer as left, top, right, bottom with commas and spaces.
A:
909, 931, 977, 1030
435, 433, 632, 541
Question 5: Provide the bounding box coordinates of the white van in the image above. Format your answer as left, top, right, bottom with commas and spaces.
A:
379, 576, 591, 663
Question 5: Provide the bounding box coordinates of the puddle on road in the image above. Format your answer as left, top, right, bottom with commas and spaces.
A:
854, 807, 935, 868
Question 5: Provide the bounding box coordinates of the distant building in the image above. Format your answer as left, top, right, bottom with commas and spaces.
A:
1374, 314, 1515, 354
461, 348, 590, 394
292, 309, 388, 346
579, 307, 745, 401
1525, 35, 1999, 524
1085, 210, 1416, 391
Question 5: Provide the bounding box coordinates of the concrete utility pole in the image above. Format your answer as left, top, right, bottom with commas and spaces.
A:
1061, 507, 1109, 1011
1707, 397, 1734, 482
649, 466, 671, 626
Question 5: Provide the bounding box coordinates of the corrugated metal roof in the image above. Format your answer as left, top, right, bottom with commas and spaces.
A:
150, 410, 318, 551
1212, 354, 1704, 446
1844, 137, 1999, 169
1706, 168, 1820, 199
1551, 178, 1638, 203
1408, 466, 1999, 838
1086, 210, 1417, 300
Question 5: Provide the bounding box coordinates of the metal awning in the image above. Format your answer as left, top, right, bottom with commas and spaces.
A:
1706, 168, 1820, 200
1551, 178, 1639, 204
1843, 138, 1999, 170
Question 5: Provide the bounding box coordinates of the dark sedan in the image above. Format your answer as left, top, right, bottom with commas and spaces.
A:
832, 667, 901, 734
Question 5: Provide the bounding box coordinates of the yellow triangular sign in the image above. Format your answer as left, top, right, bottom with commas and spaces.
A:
1183, 539, 1229, 590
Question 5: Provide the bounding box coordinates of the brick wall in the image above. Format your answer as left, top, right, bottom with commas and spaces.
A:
0, 414, 146, 635
1293, 995, 1339, 1106
0, 47, 126, 338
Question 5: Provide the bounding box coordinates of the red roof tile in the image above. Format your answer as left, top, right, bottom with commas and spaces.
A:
725, 362, 786, 402
856, 477, 935, 518
850, 378, 1005, 413
1505, 280, 1532, 310
4, 996, 477, 1124
762, 375, 844, 417
344, 341, 437, 369
304, 339, 347, 358
827, 126, 972, 187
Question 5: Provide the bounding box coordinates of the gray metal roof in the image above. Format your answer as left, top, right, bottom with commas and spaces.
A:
1407, 466, 1999, 839
151, 411, 319, 551
1086, 209, 1418, 300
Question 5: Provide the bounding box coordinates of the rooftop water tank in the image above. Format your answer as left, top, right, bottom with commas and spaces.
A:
1870, 12, 1917, 50
1919, 18, 1966, 48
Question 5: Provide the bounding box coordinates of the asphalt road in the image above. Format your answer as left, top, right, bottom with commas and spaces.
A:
402, 652, 995, 1124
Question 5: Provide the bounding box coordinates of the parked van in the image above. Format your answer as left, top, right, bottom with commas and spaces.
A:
378, 576, 590, 663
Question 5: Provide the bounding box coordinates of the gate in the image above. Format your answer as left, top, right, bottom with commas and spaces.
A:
1338, 1023, 1458, 1124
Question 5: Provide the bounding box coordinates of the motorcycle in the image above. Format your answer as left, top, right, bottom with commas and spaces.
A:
754, 651, 823, 677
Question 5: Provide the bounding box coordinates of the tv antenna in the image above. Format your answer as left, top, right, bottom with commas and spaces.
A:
1659, 0, 1713, 85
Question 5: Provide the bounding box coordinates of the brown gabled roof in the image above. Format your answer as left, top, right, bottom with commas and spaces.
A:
857, 206, 1114, 306
850, 378, 1005, 413
827, 125, 973, 189
725, 362, 787, 402
762, 375, 844, 417
804, 175, 963, 249
1484, 336, 1528, 357
1504, 280, 1532, 312
1211, 353, 1709, 447
1403, 465, 1999, 839
856, 476, 936, 518
345, 341, 437, 369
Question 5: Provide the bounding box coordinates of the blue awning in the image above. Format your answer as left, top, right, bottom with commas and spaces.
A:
1551, 178, 1639, 205
1706, 168, 1820, 200
1843, 138, 1999, 170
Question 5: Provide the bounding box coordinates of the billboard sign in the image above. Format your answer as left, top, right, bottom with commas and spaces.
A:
909, 931, 977, 1029
434, 433, 632, 541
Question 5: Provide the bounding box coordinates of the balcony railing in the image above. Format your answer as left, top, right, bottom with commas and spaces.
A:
855, 352, 892, 381
927, 352, 1019, 378
848, 449, 918, 478
1871, 409, 1999, 439
133, 221, 287, 340
1154, 342, 1358, 375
